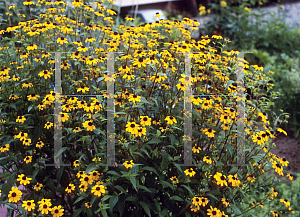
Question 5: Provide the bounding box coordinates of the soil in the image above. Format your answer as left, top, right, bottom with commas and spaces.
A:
270, 128, 300, 173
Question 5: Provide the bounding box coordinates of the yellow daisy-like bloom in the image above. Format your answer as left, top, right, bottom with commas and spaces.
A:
57, 37, 68, 45
247, 174, 256, 182
272, 161, 283, 176
85, 202, 92, 208
184, 168, 196, 177
202, 128, 215, 138
77, 85, 89, 93
39, 201, 52, 215
44, 121, 53, 129
123, 160, 135, 169
85, 37, 96, 43
252, 133, 264, 146
91, 184, 107, 197
76, 171, 85, 178
140, 116, 151, 126
22, 200, 35, 212
118, 65, 131, 74
27, 94, 39, 101
287, 173, 294, 180
26, 44, 37, 51
280, 199, 290, 207
192, 197, 201, 206
126, 122, 139, 135
8, 187, 22, 203
65, 183, 75, 193
14, 131, 28, 141
270, 210, 278, 217
51, 205, 64, 217
192, 145, 201, 153
73, 127, 81, 133
36, 141, 44, 148
72, 0, 83, 7
90, 170, 100, 181
277, 127, 287, 136
228, 174, 240, 187
207, 206, 221, 217
135, 127, 147, 137
17, 174, 32, 185
128, 94, 141, 103
34, 183, 43, 191
214, 172, 227, 186
221, 198, 230, 207
82, 120, 96, 131
38, 70, 52, 79
203, 156, 212, 164
73, 160, 80, 167
165, 116, 177, 125
79, 184, 88, 192
23, 0, 34, 6
123, 72, 135, 80
77, 46, 88, 52
16, 116, 26, 123
23, 138, 32, 146
220, 1, 227, 7
133, 57, 147, 68
271, 187, 278, 198
170, 176, 178, 184
80, 174, 93, 186
61, 113, 70, 122
24, 156, 32, 163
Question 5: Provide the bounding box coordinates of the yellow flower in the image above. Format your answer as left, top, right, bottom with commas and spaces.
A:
277, 127, 287, 136
280, 199, 290, 207
221, 198, 230, 207
38, 70, 53, 79
91, 184, 107, 197
220, 1, 227, 7
244, 7, 251, 12
80, 174, 93, 186
73, 160, 80, 167
85, 202, 92, 208
16, 116, 26, 123
228, 174, 240, 187
23, 0, 34, 6
72, 0, 83, 7
36, 141, 44, 148
65, 183, 75, 193
8, 187, 22, 203
170, 176, 179, 184
202, 128, 215, 138
192, 145, 201, 153
133, 57, 147, 68
82, 120, 96, 131
165, 116, 177, 125
203, 156, 212, 164
128, 94, 141, 103
27, 94, 40, 101
77, 85, 89, 93
123, 160, 134, 169
207, 206, 221, 216
44, 121, 53, 129
34, 183, 43, 191
184, 168, 196, 177
24, 156, 32, 163
51, 205, 64, 217
17, 174, 32, 185
214, 172, 227, 186
26, 44, 37, 51
287, 173, 294, 180
22, 200, 35, 212
23, 138, 32, 146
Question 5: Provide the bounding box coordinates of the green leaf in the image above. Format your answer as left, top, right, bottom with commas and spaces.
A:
109, 195, 118, 212
101, 209, 108, 217
182, 185, 193, 197
146, 137, 161, 144
140, 201, 151, 217
170, 196, 184, 201
73, 208, 83, 217
115, 185, 126, 194
116, 200, 125, 217
130, 176, 138, 192
138, 185, 152, 193
73, 196, 85, 205
101, 195, 113, 202
143, 166, 158, 176
32, 169, 39, 180
107, 171, 120, 177
160, 180, 173, 189
56, 166, 64, 183
85, 162, 98, 174
54, 147, 68, 160
125, 196, 137, 202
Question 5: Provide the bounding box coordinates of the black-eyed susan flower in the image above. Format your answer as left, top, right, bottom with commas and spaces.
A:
92, 157, 102, 162
77, 46, 88, 52
228, 174, 240, 187
22, 82, 33, 88
203, 156, 212, 164
51, 205, 64, 217
280, 198, 290, 207
38, 200, 52, 215
270, 210, 278, 217
38, 70, 52, 79
85, 202, 92, 208
207, 206, 221, 217
272, 161, 283, 176
73, 160, 80, 167
79, 184, 88, 192
221, 198, 230, 207
128, 94, 141, 103
91, 184, 107, 197
123, 160, 134, 169
287, 173, 293, 180
76, 171, 85, 179
8, 187, 22, 203
44, 121, 53, 129
34, 183, 43, 191
16, 116, 26, 123
77, 85, 89, 93
90, 170, 100, 181
80, 174, 93, 186
36, 140, 44, 148
73, 127, 81, 133
192, 197, 201, 206
135, 127, 146, 137
214, 172, 227, 186
170, 176, 178, 184
22, 200, 35, 212
61, 113, 69, 122
133, 57, 147, 68
203, 128, 215, 138
192, 145, 201, 153
72, 0, 83, 7
0, 144, 9, 152
247, 174, 256, 182
57, 37, 68, 45
184, 168, 196, 177
126, 122, 139, 135
165, 116, 177, 125
24, 156, 32, 164
26, 43, 37, 51
82, 120, 96, 131
17, 174, 32, 185
23, 0, 34, 6
140, 116, 151, 126
65, 183, 75, 193
27, 94, 40, 101
23, 138, 32, 146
